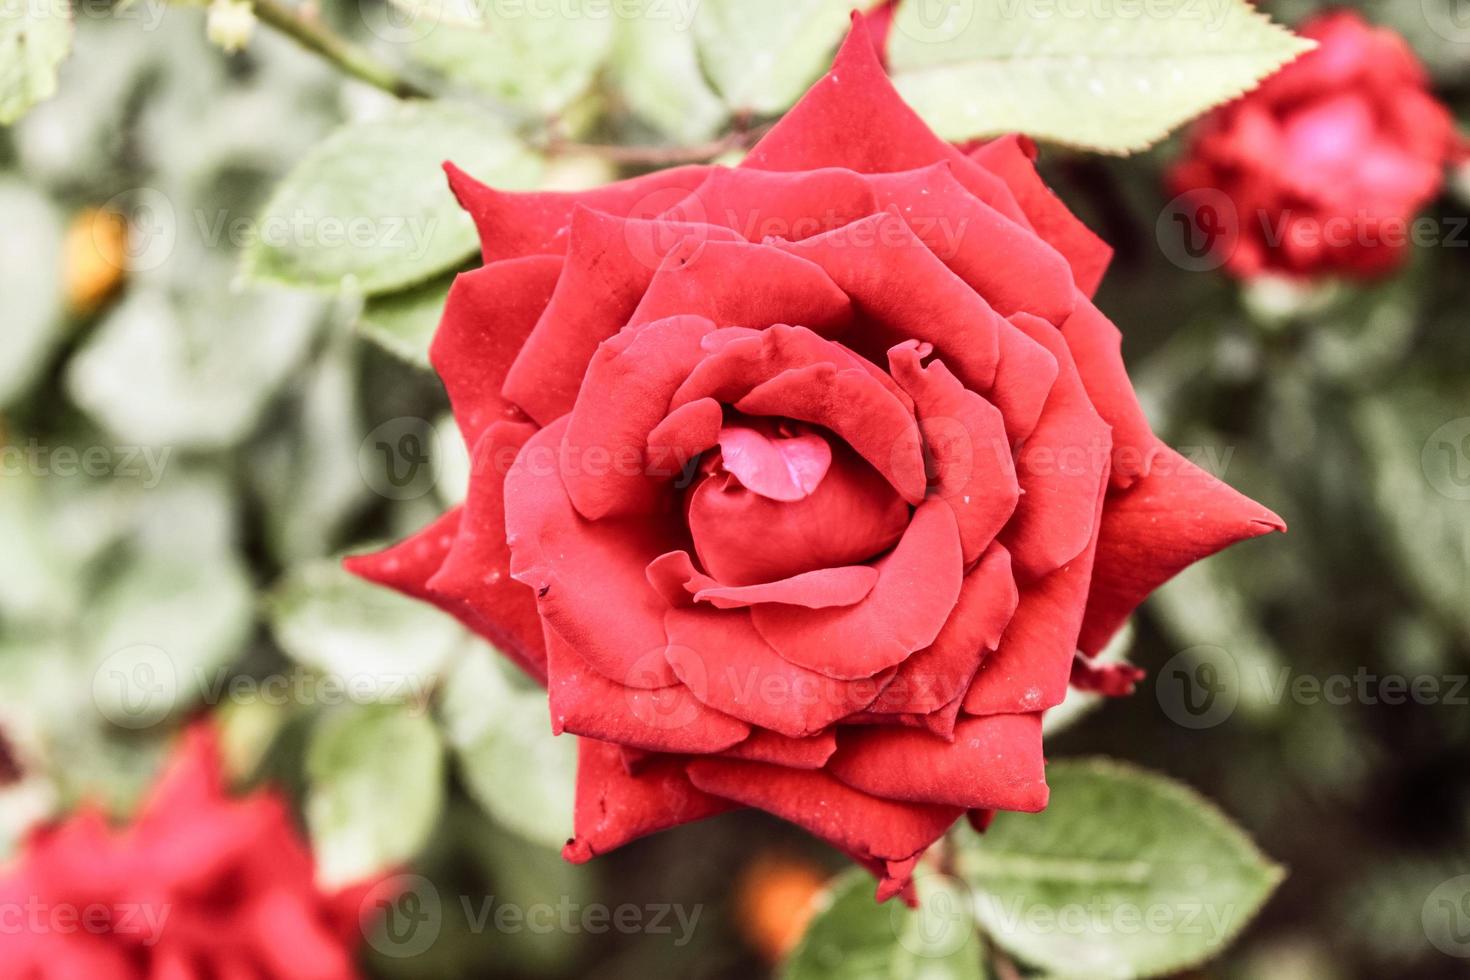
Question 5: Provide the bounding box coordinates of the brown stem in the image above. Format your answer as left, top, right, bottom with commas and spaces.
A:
250, 0, 430, 100
542, 121, 775, 167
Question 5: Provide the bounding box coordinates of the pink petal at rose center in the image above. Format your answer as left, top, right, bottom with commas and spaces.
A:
717, 421, 834, 501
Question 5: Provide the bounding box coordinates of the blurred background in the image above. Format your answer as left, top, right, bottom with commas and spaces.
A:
1, 0, 1468, 977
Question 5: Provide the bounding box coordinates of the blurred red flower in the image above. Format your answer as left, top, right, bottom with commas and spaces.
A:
1170, 9, 1456, 280
0, 724, 375, 979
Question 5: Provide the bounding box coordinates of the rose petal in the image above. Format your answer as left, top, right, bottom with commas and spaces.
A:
505, 419, 681, 688
736, 362, 927, 504
866, 545, 1018, 717
1059, 296, 1161, 489
717, 421, 832, 502
563, 738, 738, 863
345, 508, 545, 677
742, 16, 1027, 225
752, 500, 964, 680
646, 396, 724, 487
647, 550, 878, 611
1076, 443, 1285, 655
693, 566, 878, 610
445, 161, 711, 263
986, 319, 1058, 446
560, 314, 718, 519
998, 313, 1112, 582
969, 135, 1113, 297
887, 342, 1017, 564
628, 239, 852, 334
502, 207, 742, 426
430, 256, 562, 446
427, 421, 548, 681
685, 443, 909, 586
865, 163, 1076, 325
773, 211, 1004, 393
664, 607, 892, 738
546, 629, 750, 754
965, 470, 1109, 715
672, 323, 911, 416
684, 758, 962, 865
826, 713, 1048, 811
718, 729, 837, 769
663, 166, 879, 242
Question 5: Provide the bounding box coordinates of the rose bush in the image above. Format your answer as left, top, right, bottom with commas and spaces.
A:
349, 18, 1283, 901
1169, 10, 1455, 280
0, 725, 376, 977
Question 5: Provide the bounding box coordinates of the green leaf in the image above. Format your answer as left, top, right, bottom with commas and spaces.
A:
267, 559, 466, 703
694, 0, 881, 115
0, 0, 72, 125
886, 0, 1314, 154
243, 101, 540, 294
958, 758, 1282, 979
0, 181, 63, 408
357, 272, 454, 368
83, 551, 256, 731
783, 868, 986, 979
1353, 388, 1470, 644
611, 0, 728, 143
306, 703, 445, 887
407, 14, 614, 117
66, 286, 322, 450
249, 332, 371, 565
438, 644, 575, 850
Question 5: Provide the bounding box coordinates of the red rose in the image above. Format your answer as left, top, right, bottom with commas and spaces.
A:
1169, 10, 1454, 280
0, 725, 373, 978
349, 17, 1282, 901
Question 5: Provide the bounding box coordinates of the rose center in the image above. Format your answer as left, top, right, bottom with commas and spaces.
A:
685, 417, 910, 586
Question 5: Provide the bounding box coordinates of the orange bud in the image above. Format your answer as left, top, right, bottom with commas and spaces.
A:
734, 853, 828, 964
63, 208, 128, 315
